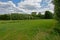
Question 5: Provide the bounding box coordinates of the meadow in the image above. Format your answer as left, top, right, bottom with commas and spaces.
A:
0, 19, 60, 40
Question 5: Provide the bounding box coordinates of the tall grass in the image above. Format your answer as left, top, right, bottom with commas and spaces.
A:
0, 19, 60, 40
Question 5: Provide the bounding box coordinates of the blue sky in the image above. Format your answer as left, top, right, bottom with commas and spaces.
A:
0, 0, 49, 6
0, 0, 23, 6
0, 0, 54, 14
0, 0, 21, 3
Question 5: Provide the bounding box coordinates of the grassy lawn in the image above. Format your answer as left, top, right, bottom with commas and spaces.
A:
0, 19, 60, 40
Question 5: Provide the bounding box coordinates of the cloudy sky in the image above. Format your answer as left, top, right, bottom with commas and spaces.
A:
0, 0, 54, 14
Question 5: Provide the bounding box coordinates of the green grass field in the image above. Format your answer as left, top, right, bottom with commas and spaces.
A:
0, 19, 60, 40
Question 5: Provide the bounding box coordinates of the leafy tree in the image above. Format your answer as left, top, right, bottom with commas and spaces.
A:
0, 14, 10, 20
54, 0, 60, 34
11, 13, 18, 20
37, 12, 42, 19
31, 12, 37, 19
44, 11, 53, 19
54, 0, 60, 21
31, 12, 37, 16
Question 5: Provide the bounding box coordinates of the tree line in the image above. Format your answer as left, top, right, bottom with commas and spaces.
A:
0, 11, 54, 20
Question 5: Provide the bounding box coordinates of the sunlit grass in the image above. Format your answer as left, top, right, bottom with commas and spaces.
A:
0, 19, 59, 40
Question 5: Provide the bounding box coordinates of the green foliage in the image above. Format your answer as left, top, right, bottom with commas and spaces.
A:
0, 14, 10, 20
0, 13, 33, 20
11, 14, 19, 20
44, 11, 53, 19
54, 0, 60, 21
54, 0, 60, 34
37, 12, 42, 19
0, 11, 53, 20
31, 12, 37, 16
31, 12, 37, 19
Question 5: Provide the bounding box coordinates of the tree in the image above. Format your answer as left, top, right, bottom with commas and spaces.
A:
11, 13, 18, 20
54, 0, 60, 21
54, 0, 60, 34
0, 14, 10, 20
31, 12, 37, 19
37, 12, 42, 19
31, 12, 37, 16
44, 11, 53, 19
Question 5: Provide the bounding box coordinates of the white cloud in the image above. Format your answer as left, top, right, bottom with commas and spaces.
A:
0, 1, 24, 14
18, 0, 42, 13
18, 0, 54, 14
0, 0, 54, 14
